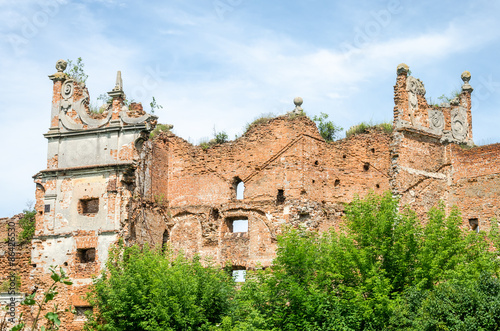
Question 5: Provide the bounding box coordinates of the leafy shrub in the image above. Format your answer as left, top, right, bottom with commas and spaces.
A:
312, 112, 343, 141
231, 193, 500, 330
214, 130, 228, 144
85, 243, 235, 330
345, 121, 393, 138
66, 57, 88, 84
19, 209, 36, 244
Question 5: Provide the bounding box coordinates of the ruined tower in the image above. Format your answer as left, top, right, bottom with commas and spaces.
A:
31, 60, 156, 328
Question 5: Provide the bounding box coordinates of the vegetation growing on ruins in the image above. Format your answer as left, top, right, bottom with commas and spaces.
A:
10, 266, 73, 331
18, 209, 36, 244
84, 242, 234, 330
345, 121, 393, 139
149, 124, 172, 139
66, 57, 88, 84
312, 112, 343, 142
84, 192, 500, 330
244, 113, 277, 133
197, 128, 229, 150
149, 96, 163, 115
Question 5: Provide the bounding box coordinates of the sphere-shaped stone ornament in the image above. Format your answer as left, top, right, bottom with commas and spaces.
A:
294, 97, 303, 107
56, 59, 67, 72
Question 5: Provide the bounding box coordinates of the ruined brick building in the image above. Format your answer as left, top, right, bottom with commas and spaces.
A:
2, 60, 500, 329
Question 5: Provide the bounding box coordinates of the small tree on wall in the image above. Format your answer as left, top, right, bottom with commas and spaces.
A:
312, 112, 343, 141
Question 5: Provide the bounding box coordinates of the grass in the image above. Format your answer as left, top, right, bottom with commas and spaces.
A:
345, 121, 393, 139
244, 113, 276, 133
150, 124, 172, 139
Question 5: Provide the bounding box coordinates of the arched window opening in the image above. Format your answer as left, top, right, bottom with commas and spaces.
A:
236, 181, 245, 200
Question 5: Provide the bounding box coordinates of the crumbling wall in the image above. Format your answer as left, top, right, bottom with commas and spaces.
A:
0, 215, 31, 328
448, 143, 500, 231
131, 114, 392, 268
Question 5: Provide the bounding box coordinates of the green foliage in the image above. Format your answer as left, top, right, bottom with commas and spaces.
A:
197, 128, 229, 150
230, 193, 500, 330
312, 112, 343, 141
149, 96, 163, 114
427, 89, 461, 107
244, 113, 276, 133
85, 243, 235, 330
83, 193, 500, 330
149, 124, 172, 139
12, 266, 73, 331
19, 209, 36, 244
214, 129, 228, 144
345, 121, 393, 139
66, 57, 88, 84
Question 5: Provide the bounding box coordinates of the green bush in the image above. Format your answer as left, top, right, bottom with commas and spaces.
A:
231, 193, 500, 330
19, 209, 36, 244
312, 112, 343, 141
345, 121, 393, 138
214, 131, 228, 144
84, 193, 500, 330
85, 243, 235, 330
66, 57, 88, 84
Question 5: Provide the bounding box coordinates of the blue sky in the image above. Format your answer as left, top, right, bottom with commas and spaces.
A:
1, 0, 500, 216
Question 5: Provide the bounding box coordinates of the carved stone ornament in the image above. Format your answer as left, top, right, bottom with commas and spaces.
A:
61, 80, 74, 100
451, 106, 468, 141
406, 76, 426, 111
55, 59, 67, 72
428, 109, 444, 133
406, 76, 426, 96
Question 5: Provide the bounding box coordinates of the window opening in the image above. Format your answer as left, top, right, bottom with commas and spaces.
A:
162, 230, 169, 252
277, 189, 285, 205
75, 306, 93, 320
78, 198, 99, 215
227, 217, 248, 233
77, 248, 96, 263
236, 181, 245, 200
469, 218, 479, 233
232, 266, 246, 282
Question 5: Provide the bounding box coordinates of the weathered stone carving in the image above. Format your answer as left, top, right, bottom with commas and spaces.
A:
406, 76, 426, 111
451, 107, 468, 141
428, 109, 444, 133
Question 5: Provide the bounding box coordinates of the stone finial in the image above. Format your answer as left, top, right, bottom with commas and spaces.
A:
397, 63, 409, 75
49, 59, 68, 81
56, 59, 67, 72
113, 71, 123, 92
461, 70, 473, 92
107, 71, 125, 98
292, 97, 304, 113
